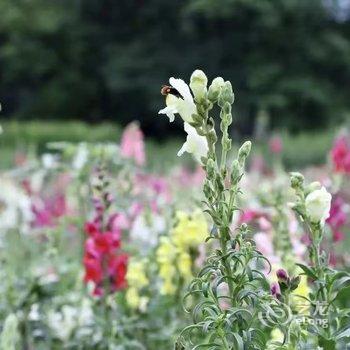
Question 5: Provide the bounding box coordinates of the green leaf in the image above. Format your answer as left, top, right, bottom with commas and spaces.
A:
296, 263, 318, 280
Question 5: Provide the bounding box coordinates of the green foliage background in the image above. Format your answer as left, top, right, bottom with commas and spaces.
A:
0, 0, 349, 136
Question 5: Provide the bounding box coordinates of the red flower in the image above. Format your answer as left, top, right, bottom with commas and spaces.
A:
83, 255, 103, 284
84, 221, 99, 236
109, 254, 128, 290
83, 222, 127, 296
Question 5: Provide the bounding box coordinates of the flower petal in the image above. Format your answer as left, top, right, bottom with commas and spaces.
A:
169, 77, 194, 103
158, 106, 176, 122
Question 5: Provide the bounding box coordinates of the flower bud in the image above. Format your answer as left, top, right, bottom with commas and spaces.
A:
222, 101, 232, 116
238, 141, 252, 166
208, 77, 225, 102
207, 129, 217, 145
231, 159, 241, 185
270, 282, 281, 299
218, 81, 234, 107
290, 172, 304, 190
276, 269, 288, 282
290, 275, 301, 291
190, 70, 208, 101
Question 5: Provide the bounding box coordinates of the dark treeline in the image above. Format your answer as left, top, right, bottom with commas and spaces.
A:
0, 0, 350, 137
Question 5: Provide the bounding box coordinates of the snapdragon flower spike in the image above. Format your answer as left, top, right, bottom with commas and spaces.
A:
83, 167, 128, 296
83, 225, 127, 296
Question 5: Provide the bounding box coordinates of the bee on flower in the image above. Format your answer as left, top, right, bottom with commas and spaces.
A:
159, 70, 221, 164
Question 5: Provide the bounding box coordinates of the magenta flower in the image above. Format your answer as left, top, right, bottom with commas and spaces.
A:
331, 136, 350, 174
326, 196, 348, 242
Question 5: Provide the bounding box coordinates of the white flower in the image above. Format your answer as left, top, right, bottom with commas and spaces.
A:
305, 186, 332, 224
28, 304, 41, 321
130, 212, 165, 250
0, 177, 33, 234
42, 154, 58, 169
47, 306, 77, 341
72, 143, 89, 170
177, 123, 209, 163
158, 77, 196, 123
78, 298, 94, 327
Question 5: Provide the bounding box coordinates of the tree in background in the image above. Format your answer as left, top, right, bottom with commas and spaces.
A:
0, 0, 349, 136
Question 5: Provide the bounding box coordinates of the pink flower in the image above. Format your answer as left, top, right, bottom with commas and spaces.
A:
331, 136, 350, 174
326, 196, 348, 242
239, 209, 268, 226
32, 194, 68, 228
109, 213, 130, 231
269, 136, 283, 154
120, 122, 146, 166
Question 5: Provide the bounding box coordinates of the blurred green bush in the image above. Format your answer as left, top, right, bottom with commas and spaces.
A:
0, 0, 349, 136
0, 120, 336, 171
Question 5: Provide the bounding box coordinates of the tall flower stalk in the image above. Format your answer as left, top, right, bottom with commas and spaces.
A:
160, 71, 278, 349
290, 173, 350, 348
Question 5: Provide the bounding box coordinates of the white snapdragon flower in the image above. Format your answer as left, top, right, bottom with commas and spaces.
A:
158, 77, 196, 123
305, 186, 332, 224
177, 123, 209, 163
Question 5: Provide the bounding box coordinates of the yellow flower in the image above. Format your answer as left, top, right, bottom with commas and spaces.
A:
177, 251, 192, 279
126, 259, 149, 290
156, 237, 177, 295
156, 210, 208, 295
126, 258, 149, 309
160, 277, 176, 295
126, 287, 140, 309
172, 210, 208, 249
156, 236, 177, 264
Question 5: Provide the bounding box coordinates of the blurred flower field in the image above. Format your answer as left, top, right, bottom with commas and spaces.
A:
1, 71, 350, 349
